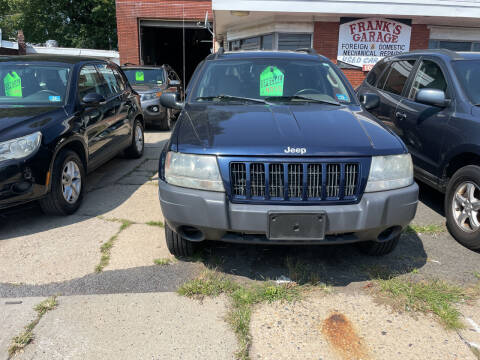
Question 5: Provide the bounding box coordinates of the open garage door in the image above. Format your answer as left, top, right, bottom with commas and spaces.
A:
140, 20, 212, 87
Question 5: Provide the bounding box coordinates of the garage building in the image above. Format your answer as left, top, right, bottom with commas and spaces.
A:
116, 0, 480, 87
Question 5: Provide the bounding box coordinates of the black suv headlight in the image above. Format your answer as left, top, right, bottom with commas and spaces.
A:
0, 132, 42, 162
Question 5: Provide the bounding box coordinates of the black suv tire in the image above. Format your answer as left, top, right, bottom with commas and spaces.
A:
40, 150, 85, 215
165, 223, 197, 257
125, 119, 144, 158
357, 234, 400, 256
445, 165, 480, 251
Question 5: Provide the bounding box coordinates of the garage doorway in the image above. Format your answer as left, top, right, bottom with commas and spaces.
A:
140, 20, 212, 87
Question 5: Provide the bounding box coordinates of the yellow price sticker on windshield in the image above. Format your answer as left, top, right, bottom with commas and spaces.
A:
260, 66, 284, 97
135, 71, 144, 82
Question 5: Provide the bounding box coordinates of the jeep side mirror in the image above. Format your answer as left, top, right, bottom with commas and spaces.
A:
82, 92, 106, 106
160, 92, 184, 110
359, 93, 380, 110
416, 88, 449, 107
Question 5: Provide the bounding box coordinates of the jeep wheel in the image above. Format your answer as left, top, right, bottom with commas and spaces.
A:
445, 165, 480, 251
165, 223, 197, 257
39, 150, 85, 215
357, 234, 400, 256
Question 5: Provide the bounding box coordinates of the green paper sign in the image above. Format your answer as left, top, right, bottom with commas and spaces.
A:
260, 66, 284, 97
4, 71, 22, 97
135, 71, 144, 82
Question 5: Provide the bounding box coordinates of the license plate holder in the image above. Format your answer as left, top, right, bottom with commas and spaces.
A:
268, 212, 326, 241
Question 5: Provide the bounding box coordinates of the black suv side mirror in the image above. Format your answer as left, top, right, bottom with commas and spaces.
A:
358, 93, 380, 110
82, 93, 106, 106
416, 88, 449, 107
160, 92, 184, 110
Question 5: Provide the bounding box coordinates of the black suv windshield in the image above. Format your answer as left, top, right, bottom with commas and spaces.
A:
0, 62, 71, 105
123, 68, 165, 87
453, 60, 480, 105
192, 58, 352, 104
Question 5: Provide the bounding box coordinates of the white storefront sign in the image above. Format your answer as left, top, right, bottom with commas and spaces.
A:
337, 18, 411, 71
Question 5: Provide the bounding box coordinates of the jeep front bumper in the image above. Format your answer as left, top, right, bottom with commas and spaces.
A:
158, 180, 418, 245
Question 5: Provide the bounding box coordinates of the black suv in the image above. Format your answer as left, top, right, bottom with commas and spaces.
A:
357, 49, 480, 251
0, 55, 144, 215
122, 64, 183, 130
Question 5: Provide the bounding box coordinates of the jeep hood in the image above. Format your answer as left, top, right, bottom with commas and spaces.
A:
175, 103, 405, 157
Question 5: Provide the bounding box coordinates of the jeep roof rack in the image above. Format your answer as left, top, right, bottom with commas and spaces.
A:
295, 48, 317, 55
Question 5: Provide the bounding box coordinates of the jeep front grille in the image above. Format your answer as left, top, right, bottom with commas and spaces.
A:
229, 161, 361, 202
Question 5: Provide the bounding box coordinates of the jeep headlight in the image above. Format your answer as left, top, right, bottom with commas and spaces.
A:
365, 154, 413, 192
165, 152, 224, 192
0, 132, 42, 162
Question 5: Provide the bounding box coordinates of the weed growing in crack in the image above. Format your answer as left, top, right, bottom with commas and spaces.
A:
8, 296, 58, 356
178, 269, 302, 360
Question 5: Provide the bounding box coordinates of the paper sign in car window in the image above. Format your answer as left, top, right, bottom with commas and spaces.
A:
260, 66, 284, 97
135, 71, 144, 82
3, 71, 22, 97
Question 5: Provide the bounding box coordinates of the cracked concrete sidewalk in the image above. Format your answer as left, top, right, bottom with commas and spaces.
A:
250, 291, 479, 360
3, 294, 236, 360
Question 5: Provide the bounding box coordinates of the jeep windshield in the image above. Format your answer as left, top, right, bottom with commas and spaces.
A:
192, 58, 352, 104
453, 60, 480, 106
123, 68, 165, 87
0, 62, 71, 105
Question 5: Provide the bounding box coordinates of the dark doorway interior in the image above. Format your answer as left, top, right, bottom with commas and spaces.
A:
140, 26, 211, 86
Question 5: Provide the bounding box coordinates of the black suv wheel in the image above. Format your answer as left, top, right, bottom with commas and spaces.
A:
40, 150, 85, 215
125, 119, 144, 158
445, 165, 480, 251
165, 223, 197, 257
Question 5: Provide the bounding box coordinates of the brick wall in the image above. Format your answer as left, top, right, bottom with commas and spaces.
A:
116, 0, 212, 65
0, 48, 18, 55
313, 21, 430, 88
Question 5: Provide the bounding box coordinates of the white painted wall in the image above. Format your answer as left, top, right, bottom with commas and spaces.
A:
26, 46, 120, 64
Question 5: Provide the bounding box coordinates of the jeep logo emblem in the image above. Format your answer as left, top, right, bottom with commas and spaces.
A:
284, 147, 306, 155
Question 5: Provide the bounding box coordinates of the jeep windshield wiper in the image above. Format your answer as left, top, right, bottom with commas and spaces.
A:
265, 95, 341, 106
195, 95, 269, 104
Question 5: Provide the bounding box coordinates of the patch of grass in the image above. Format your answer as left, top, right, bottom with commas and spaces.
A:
94, 219, 133, 273
178, 270, 239, 298
34, 297, 58, 316
119, 219, 133, 231
285, 257, 327, 285
474, 271, 480, 280
377, 278, 466, 329
8, 296, 58, 357
146, 221, 164, 227
95, 234, 118, 273
8, 330, 33, 356
363, 264, 394, 280
178, 270, 301, 359
405, 224, 445, 235
154, 258, 173, 266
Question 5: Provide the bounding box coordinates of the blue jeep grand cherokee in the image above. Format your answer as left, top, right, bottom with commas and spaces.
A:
158, 49, 418, 257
